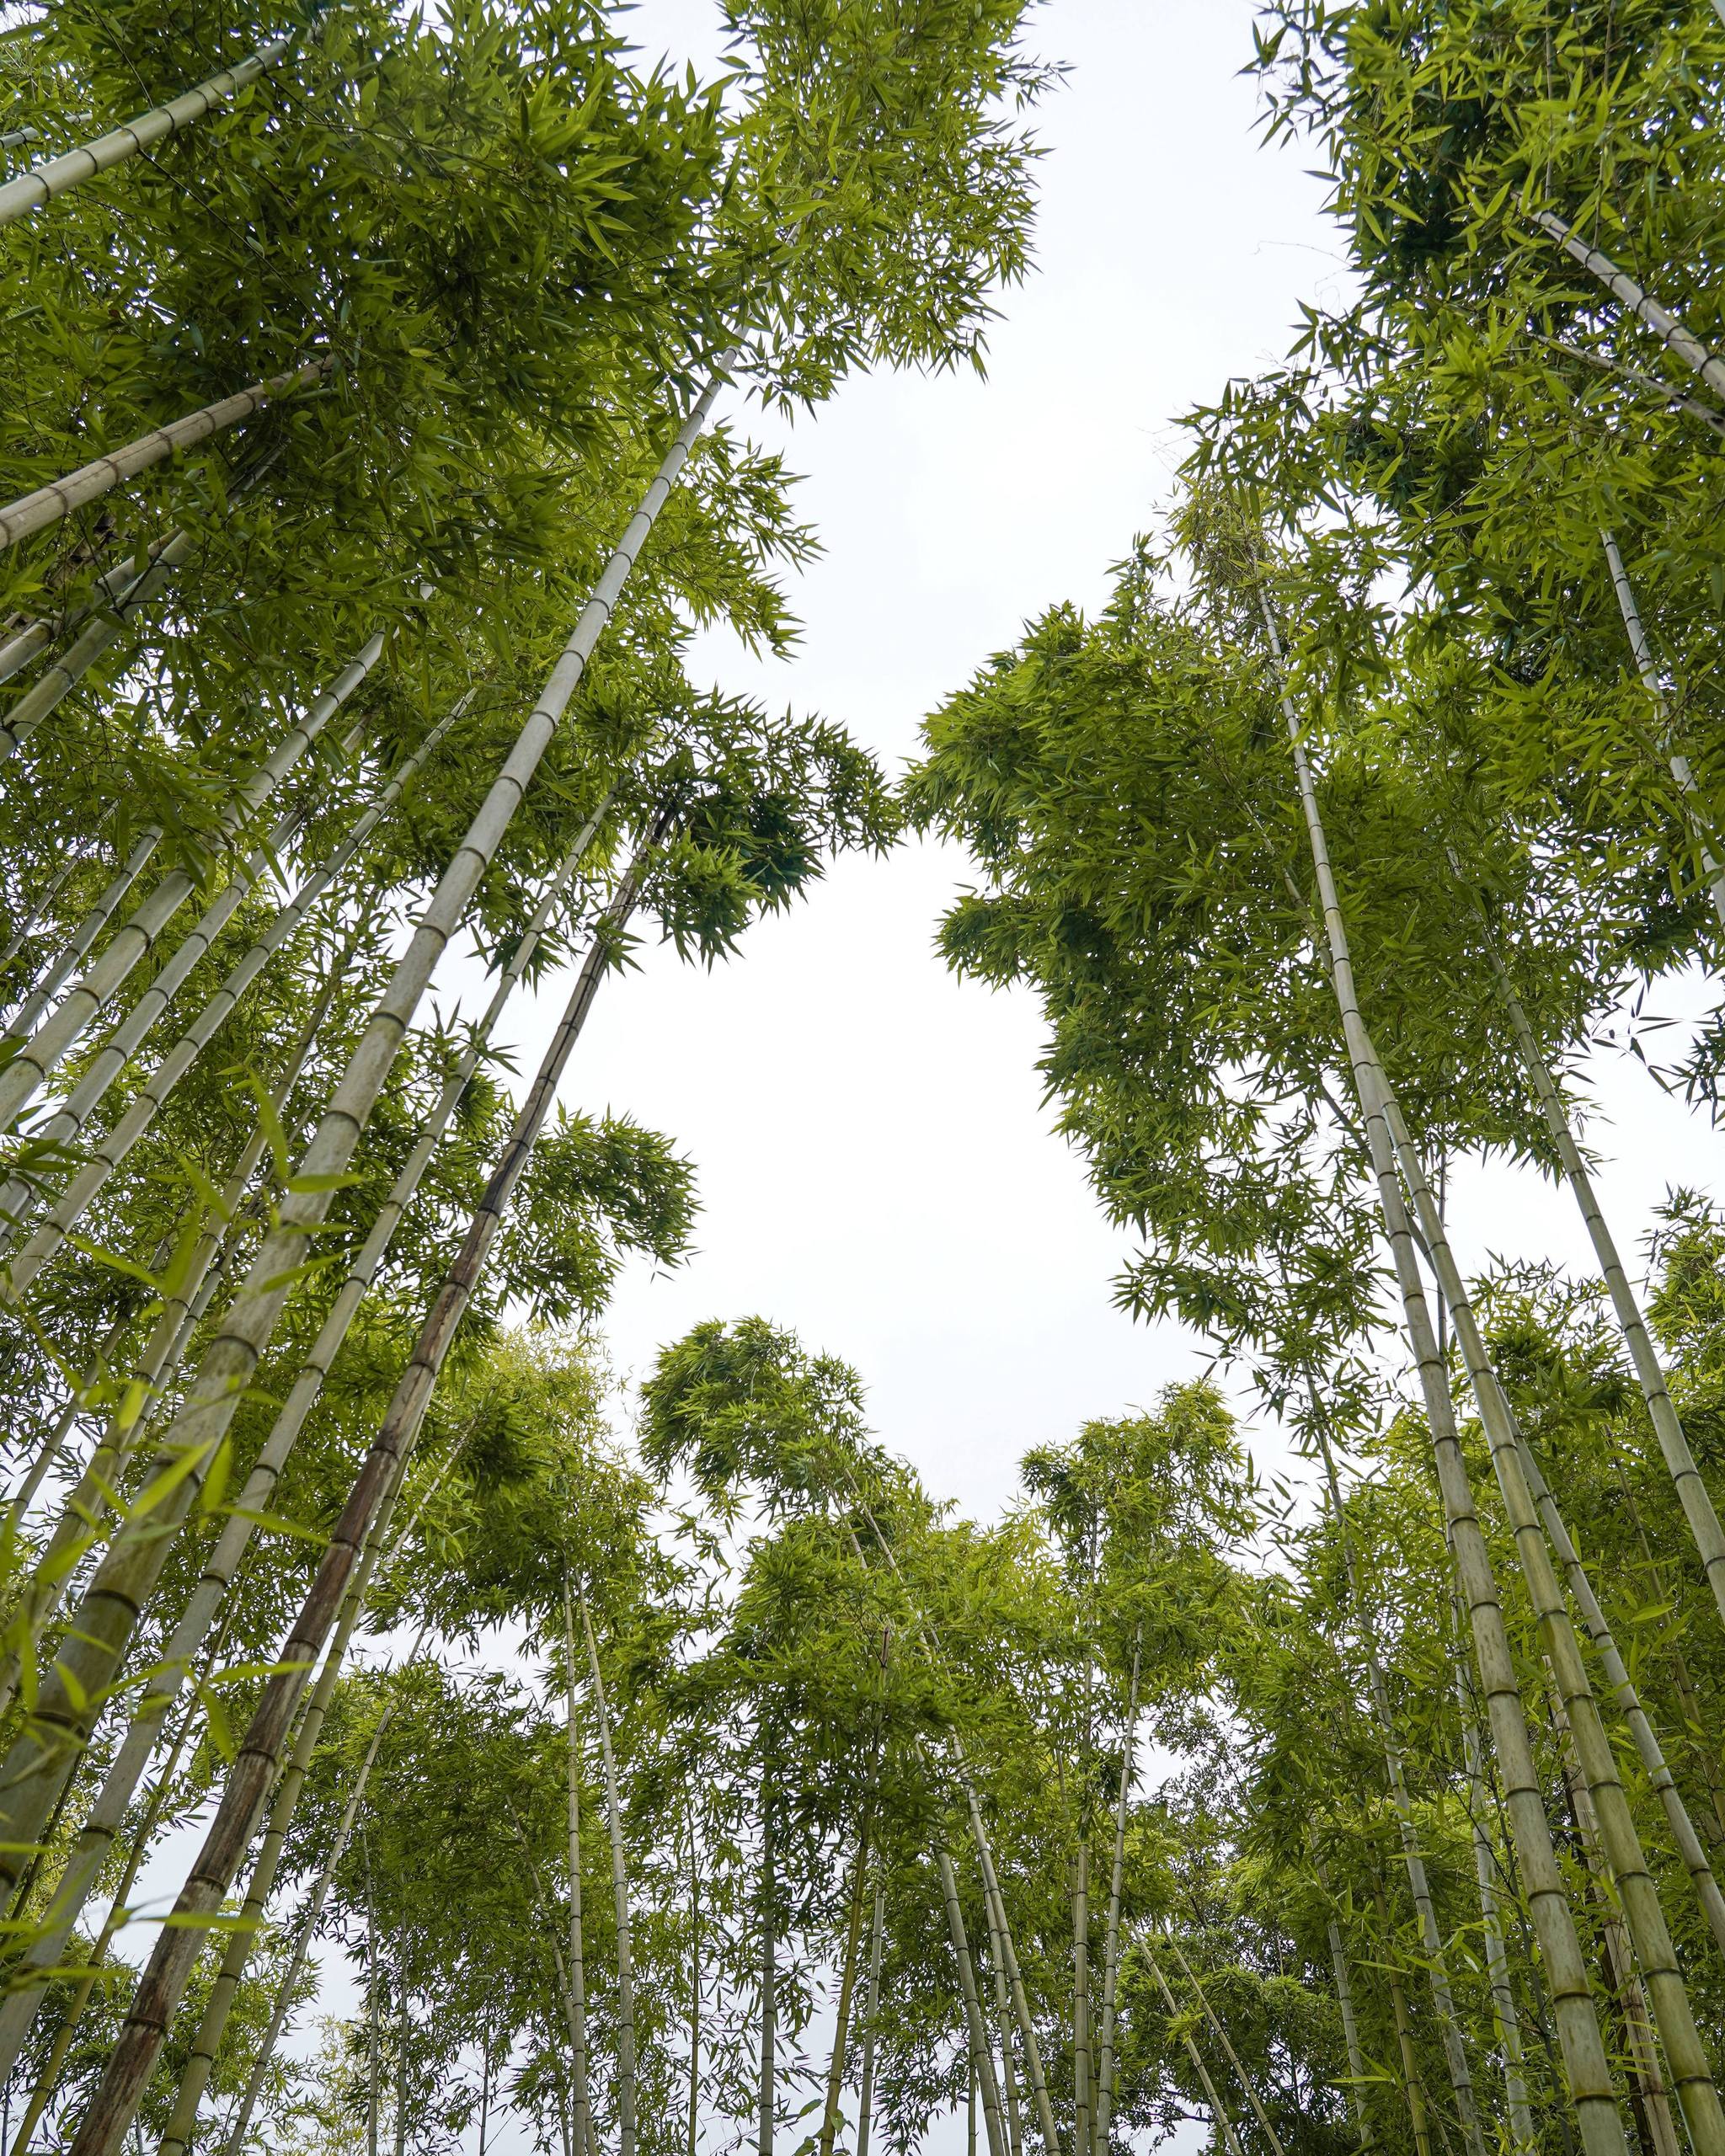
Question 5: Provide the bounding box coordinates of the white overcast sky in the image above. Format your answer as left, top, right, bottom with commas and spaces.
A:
489, 0, 1722, 1531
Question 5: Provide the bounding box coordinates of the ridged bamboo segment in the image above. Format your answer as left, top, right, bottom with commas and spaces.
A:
1455, 1664, 1537, 2154
1481, 919, 1725, 1620
1261, 594, 1630, 2156
1092, 1629, 1139, 2150
1599, 531, 1725, 932
0, 360, 328, 553
65, 838, 654, 2156
1512, 1426, 1725, 1956
0, 943, 352, 2059
580, 1593, 638, 2156
1161, 1936, 1287, 2156
214, 1705, 395, 2156
561, 1579, 595, 2156
7, 830, 161, 1044
0, 820, 602, 1999
857, 1881, 884, 2156
962, 1782, 1065, 2156
0, 621, 50, 684
985, 1896, 1025, 2156
0, 846, 89, 985
817, 1838, 870, 2156
0, 35, 295, 225
0, 697, 468, 1289
0, 623, 384, 1128
0, 373, 722, 1904
1374, 1892, 1433, 2156
0, 532, 194, 764
1310, 1854, 1374, 2153
1313, 1427, 1487, 2153
936, 1849, 1008, 2156
1142, 1949, 1246, 2156
1535, 212, 1725, 408
1378, 1082, 1725, 2156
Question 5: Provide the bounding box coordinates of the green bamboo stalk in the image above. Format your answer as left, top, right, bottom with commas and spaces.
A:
1370, 1886, 1433, 2156
937, 1849, 1007, 2156
1477, 883, 1725, 1622
0, 841, 95, 988
1, 696, 469, 1291
1160, 1935, 1287, 2156
1535, 211, 1725, 408
0, 622, 384, 1127
0, 35, 296, 225
6, 830, 162, 1043
759, 1761, 777, 2156
1599, 529, 1725, 932
580, 1591, 638, 2156
1260, 589, 1629, 2156
1092, 1627, 1140, 2151
0, 360, 327, 554
1377, 1075, 1725, 2156
1311, 1426, 1486, 2155
0, 532, 195, 765
1071, 1839, 1091, 2156
0, 373, 722, 1897
961, 1782, 1065, 2156
1454, 1661, 1537, 2155
1140, 1948, 1245, 2156
561, 1578, 595, 2156
67, 832, 657, 2156
1309, 1853, 1374, 2153
984, 1879, 1024, 2156
856, 1878, 884, 2156
686, 1813, 702, 2156
214, 1701, 397, 2156
816, 1839, 869, 2156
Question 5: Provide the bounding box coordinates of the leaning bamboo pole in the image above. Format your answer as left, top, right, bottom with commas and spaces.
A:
0, 359, 328, 554
1477, 881, 1725, 1620
562, 1578, 595, 2156
0, 364, 726, 1890
0, 696, 469, 1289
0, 34, 297, 226
65, 830, 657, 2156
937, 1848, 1009, 2156
1258, 591, 1630, 2156
1311, 1423, 1487, 2156
1599, 530, 1725, 933
0, 819, 606, 2004
214, 1700, 397, 2156
580, 1592, 639, 2156
1141, 1948, 1246, 2156
0, 531, 195, 764
856, 1879, 885, 2156
1375, 1075, 1725, 2156
1159, 1935, 1287, 2156
1535, 211, 1725, 410
1454, 1657, 1538, 2155
0, 622, 384, 1127
1092, 1628, 1140, 2151
1309, 1852, 1374, 2153
5, 830, 162, 1045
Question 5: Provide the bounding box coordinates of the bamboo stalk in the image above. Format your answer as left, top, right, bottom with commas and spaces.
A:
0, 843, 93, 990
0, 360, 328, 555
1160, 1935, 1288, 2156
1310, 1853, 1374, 2153
1312, 1426, 1487, 2154
759, 1760, 776, 2156
1071, 1839, 1092, 2156
0, 371, 721, 1885
1141, 1947, 1246, 2156
984, 1882, 1025, 2156
579, 1592, 638, 2156
63, 835, 656, 2156
1599, 529, 1725, 932
1261, 590, 1629, 2156
1092, 1627, 1140, 2151
857, 1878, 884, 2156
686, 1814, 702, 2156
214, 1700, 397, 2156
0, 531, 195, 765
937, 1849, 1008, 2156
5, 830, 161, 1044
1478, 862, 1725, 1623
1454, 1662, 1537, 2155
1370, 1888, 1433, 2156
962, 1782, 1065, 2156
0, 35, 296, 225
2, 696, 468, 1290
0, 622, 382, 1128
1535, 211, 1725, 409
561, 1579, 595, 2156
816, 1833, 871, 2156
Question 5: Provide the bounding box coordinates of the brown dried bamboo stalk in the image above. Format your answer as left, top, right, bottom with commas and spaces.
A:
62, 834, 654, 2156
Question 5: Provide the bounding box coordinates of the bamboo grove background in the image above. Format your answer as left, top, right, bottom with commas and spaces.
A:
13, 3, 1725, 2156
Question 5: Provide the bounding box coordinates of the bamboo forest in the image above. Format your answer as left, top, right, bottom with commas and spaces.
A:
23, 0, 1725, 2153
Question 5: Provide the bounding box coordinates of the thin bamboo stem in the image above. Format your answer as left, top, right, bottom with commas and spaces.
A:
857, 1879, 884, 2156
937, 1849, 1008, 2156
1092, 1628, 1140, 2151
579, 1592, 638, 2156
1160, 1934, 1287, 2156
1535, 211, 1725, 409
817, 1833, 870, 2156
0, 35, 296, 225
561, 1579, 595, 2156
1310, 1852, 1374, 2153
1455, 1666, 1537, 2155
1142, 1948, 1245, 2156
